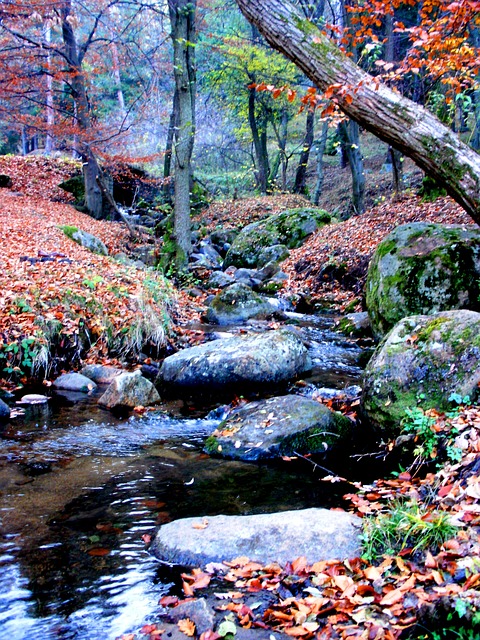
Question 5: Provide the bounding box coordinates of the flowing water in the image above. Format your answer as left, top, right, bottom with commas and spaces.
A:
0, 315, 370, 639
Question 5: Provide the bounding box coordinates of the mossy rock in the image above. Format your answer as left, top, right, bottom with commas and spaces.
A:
205, 394, 352, 461
360, 310, 480, 436
365, 222, 480, 340
205, 283, 278, 325
60, 225, 108, 256
224, 208, 331, 269
59, 174, 85, 202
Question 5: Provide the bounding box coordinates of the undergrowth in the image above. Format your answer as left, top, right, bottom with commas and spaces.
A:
361, 499, 457, 561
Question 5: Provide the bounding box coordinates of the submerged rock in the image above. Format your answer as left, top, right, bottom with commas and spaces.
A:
53, 372, 97, 393
17, 394, 49, 405
224, 208, 331, 269
0, 398, 10, 422
205, 395, 352, 461
365, 222, 480, 339
158, 330, 311, 394
98, 370, 160, 409
150, 508, 361, 566
361, 309, 480, 435
205, 283, 279, 325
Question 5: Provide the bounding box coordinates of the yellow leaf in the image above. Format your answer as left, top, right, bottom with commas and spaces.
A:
178, 619, 196, 637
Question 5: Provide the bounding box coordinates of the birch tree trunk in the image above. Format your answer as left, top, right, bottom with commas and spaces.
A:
235, 0, 480, 224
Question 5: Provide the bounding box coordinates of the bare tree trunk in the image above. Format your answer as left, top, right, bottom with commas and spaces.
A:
163, 88, 179, 203
271, 107, 289, 190
293, 107, 315, 194
110, 39, 126, 120
44, 23, 55, 155
61, 0, 103, 218
168, 0, 197, 268
248, 85, 270, 193
235, 0, 480, 224
338, 119, 365, 215
313, 119, 329, 205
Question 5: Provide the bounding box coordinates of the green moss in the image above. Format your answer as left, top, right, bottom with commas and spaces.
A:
375, 239, 397, 259
366, 223, 480, 338
204, 435, 220, 454
59, 225, 79, 240
416, 316, 450, 342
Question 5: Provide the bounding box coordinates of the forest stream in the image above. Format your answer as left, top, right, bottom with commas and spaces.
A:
0, 314, 369, 640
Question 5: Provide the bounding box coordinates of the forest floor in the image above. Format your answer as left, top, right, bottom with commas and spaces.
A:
0, 155, 479, 639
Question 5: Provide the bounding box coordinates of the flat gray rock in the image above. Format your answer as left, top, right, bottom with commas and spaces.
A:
150, 508, 361, 567
158, 330, 311, 393
53, 372, 97, 393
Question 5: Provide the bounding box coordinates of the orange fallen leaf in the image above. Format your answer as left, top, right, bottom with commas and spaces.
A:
379, 588, 404, 606
178, 618, 196, 637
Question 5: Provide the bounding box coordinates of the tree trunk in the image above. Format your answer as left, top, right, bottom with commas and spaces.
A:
248, 85, 270, 193
313, 120, 329, 205
168, 0, 197, 268
61, 0, 103, 218
293, 107, 315, 194
389, 146, 404, 196
338, 119, 365, 215
163, 87, 179, 204
44, 23, 55, 155
235, 0, 480, 224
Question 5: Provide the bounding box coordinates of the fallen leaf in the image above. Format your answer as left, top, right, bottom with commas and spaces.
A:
178, 618, 196, 637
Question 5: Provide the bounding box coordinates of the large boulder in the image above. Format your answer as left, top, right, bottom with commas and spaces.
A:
98, 370, 160, 409
361, 309, 480, 435
158, 330, 311, 394
205, 283, 279, 325
365, 222, 480, 339
224, 208, 331, 269
150, 508, 362, 566
205, 395, 352, 461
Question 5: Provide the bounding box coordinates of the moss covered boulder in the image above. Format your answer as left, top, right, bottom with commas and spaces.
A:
224, 208, 331, 269
60, 225, 109, 256
158, 330, 311, 394
205, 283, 279, 325
365, 222, 480, 340
361, 310, 480, 436
205, 394, 352, 462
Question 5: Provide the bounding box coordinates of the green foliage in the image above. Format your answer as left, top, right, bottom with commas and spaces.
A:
361, 499, 457, 561
0, 335, 46, 378
82, 274, 104, 290
401, 405, 463, 465
418, 598, 480, 639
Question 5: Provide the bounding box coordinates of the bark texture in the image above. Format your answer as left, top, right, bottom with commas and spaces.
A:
168, 0, 197, 267
235, 0, 480, 224
61, 0, 103, 219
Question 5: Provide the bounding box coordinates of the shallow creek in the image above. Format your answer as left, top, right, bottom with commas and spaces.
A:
0, 314, 369, 639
